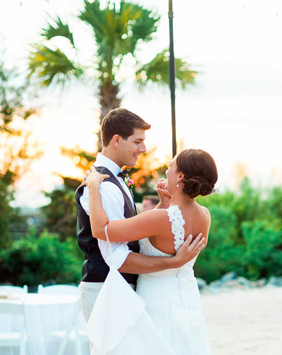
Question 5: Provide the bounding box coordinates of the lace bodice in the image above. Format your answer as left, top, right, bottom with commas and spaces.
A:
139, 205, 197, 277
167, 205, 185, 251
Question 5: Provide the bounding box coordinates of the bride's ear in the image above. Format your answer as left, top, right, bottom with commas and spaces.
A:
177, 172, 184, 184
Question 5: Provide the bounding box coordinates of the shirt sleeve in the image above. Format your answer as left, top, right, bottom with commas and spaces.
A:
79, 182, 132, 269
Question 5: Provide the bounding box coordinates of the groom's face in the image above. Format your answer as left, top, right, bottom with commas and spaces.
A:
119, 128, 146, 167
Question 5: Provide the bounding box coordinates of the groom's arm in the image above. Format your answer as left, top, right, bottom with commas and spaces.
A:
118, 233, 205, 274
80, 182, 133, 269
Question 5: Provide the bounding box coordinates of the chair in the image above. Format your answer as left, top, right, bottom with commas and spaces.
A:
51, 298, 89, 355
37, 284, 79, 295
0, 300, 32, 355
0, 285, 28, 294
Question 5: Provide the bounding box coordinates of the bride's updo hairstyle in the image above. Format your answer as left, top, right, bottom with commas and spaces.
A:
176, 149, 218, 198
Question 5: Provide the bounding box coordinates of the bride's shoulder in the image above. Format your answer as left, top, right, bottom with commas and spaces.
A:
140, 208, 166, 217
199, 205, 211, 221
140, 208, 169, 222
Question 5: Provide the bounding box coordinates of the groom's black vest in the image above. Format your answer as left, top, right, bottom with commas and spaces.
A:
75, 166, 139, 285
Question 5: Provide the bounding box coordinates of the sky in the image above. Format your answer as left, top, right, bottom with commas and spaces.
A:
1, 0, 282, 207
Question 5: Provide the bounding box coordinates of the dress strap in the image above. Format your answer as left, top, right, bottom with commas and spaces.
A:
105, 224, 113, 256
166, 205, 185, 251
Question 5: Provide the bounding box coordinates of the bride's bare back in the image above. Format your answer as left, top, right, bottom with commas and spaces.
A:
148, 202, 210, 255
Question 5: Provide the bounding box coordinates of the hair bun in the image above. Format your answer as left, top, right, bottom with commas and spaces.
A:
176, 149, 218, 199
199, 179, 213, 197
182, 176, 213, 198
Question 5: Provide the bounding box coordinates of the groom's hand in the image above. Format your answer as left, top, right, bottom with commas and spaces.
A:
172, 233, 205, 268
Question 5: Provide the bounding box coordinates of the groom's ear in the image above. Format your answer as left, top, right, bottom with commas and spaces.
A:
112, 134, 122, 148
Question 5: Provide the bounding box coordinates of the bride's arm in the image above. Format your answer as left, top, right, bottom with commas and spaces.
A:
82, 169, 206, 272
83, 169, 165, 242
84, 170, 110, 238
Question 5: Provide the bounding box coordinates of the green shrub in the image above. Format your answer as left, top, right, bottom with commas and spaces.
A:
194, 205, 244, 282
41, 189, 77, 241
0, 178, 13, 249
0, 227, 83, 286
241, 220, 282, 279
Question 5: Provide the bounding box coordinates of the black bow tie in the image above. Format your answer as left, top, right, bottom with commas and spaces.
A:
118, 169, 130, 181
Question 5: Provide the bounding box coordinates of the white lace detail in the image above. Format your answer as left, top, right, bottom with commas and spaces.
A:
167, 205, 185, 251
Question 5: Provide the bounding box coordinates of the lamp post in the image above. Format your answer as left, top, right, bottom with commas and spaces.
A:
168, 0, 176, 157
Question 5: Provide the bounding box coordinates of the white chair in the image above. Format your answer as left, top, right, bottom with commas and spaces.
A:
37, 284, 79, 295
51, 298, 89, 355
0, 300, 32, 355
0, 285, 28, 294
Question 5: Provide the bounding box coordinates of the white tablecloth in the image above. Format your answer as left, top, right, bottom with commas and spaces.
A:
0, 293, 90, 355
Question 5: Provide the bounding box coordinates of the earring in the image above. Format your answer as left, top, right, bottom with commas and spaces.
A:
176, 183, 179, 187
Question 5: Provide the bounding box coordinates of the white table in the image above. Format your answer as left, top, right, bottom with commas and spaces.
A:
0, 293, 90, 355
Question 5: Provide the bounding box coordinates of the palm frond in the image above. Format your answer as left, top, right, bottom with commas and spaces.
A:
135, 50, 197, 89
126, 3, 160, 43
175, 57, 198, 89
79, 0, 160, 60
79, 0, 106, 44
28, 45, 83, 87
41, 15, 75, 47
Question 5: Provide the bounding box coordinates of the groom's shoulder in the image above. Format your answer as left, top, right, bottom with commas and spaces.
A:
95, 166, 112, 175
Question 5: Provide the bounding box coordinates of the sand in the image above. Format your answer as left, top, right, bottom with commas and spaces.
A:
202, 286, 282, 355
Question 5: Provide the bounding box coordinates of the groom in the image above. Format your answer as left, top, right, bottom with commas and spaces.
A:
76, 108, 204, 323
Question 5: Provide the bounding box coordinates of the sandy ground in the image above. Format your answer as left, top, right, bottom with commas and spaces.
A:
201, 286, 282, 355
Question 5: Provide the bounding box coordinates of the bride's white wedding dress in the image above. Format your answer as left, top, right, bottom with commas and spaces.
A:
87, 205, 213, 355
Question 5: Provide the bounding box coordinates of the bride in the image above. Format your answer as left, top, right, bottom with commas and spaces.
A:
83, 148, 217, 355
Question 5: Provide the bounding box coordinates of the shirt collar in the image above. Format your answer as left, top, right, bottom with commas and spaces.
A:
94, 153, 122, 177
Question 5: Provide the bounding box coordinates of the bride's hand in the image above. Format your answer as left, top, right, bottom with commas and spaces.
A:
156, 179, 171, 208
82, 168, 109, 187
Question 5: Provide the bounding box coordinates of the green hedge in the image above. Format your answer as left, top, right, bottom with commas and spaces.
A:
0, 227, 82, 287
194, 178, 282, 282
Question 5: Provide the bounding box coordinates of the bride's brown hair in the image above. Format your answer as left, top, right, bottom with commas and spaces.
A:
176, 149, 218, 198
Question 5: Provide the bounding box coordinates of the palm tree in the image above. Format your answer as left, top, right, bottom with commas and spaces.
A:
28, 0, 197, 151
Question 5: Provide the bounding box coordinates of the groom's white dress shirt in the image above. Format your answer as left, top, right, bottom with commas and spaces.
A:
80, 153, 134, 270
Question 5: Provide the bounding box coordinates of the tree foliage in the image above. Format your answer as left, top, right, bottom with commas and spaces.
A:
0, 49, 41, 185
28, 0, 197, 151
0, 48, 42, 250
40, 187, 78, 241
0, 179, 13, 249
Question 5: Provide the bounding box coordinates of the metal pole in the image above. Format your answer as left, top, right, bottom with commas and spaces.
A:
168, 0, 176, 157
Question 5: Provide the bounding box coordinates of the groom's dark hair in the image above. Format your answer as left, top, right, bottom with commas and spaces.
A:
101, 108, 151, 147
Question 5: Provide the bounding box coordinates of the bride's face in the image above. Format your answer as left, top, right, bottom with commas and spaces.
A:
165, 155, 179, 194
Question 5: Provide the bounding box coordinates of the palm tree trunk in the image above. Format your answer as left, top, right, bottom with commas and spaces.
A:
97, 81, 122, 151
